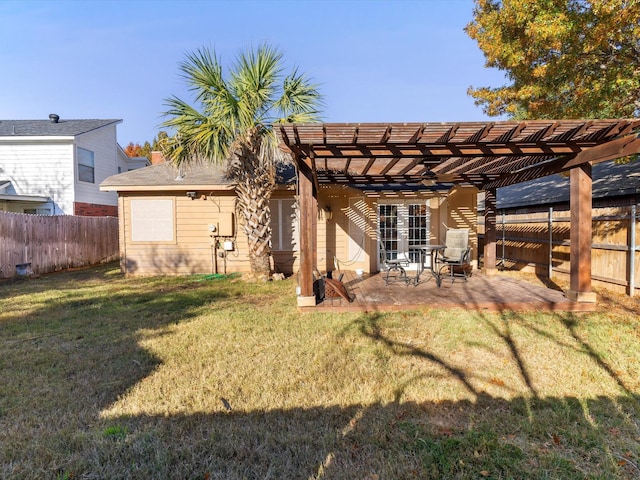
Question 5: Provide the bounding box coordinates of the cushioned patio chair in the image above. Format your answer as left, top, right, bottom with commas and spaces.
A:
379, 241, 410, 286
435, 228, 471, 285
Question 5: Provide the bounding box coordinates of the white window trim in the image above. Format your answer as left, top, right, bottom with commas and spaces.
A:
77, 146, 95, 184
270, 198, 298, 251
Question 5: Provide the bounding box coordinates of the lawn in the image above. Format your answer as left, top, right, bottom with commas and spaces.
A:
1, 263, 639, 479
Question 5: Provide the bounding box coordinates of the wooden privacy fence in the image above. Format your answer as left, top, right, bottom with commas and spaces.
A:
0, 212, 119, 279
478, 204, 640, 296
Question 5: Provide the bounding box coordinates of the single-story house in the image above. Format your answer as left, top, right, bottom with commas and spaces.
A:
102, 120, 640, 306
100, 160, 477, 276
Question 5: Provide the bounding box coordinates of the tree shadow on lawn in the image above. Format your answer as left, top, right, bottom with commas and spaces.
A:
0, 264, 235, 478
349, 310, 640, 479
1, 268, 639, 479
8, 395, 640, 479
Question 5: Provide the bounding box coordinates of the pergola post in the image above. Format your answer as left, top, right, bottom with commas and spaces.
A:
567, 164, 597, 303
483, 188, 498, 275
297, 159, 317, 307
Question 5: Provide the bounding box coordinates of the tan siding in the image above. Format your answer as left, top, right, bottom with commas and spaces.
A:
319, 187, 365, 273
119, 186, 480, 278
446, 186, 479, 267
121, 191, 251, 275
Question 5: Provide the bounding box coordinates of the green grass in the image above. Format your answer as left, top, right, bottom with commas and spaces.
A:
1, 263, 639, 479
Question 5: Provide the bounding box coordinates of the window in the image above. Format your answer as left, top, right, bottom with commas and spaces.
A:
130, 198, 175, 242
269, 199, 297, 251
77, 147, 95, 183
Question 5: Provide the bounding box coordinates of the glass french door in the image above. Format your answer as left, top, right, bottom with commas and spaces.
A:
378, 202, 431, 271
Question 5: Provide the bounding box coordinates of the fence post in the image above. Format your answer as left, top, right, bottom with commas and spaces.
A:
501, 210, 505, 268
630, 204, 637, 297
548, 206, 553, 279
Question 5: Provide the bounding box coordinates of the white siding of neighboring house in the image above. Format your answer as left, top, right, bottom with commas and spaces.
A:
117, 149, 149, 174
74, 124, 119, 207
117, 146, 131, 175
0, 139, 75, 214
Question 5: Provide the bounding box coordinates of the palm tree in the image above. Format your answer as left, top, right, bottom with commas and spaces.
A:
162, 45, 322, 280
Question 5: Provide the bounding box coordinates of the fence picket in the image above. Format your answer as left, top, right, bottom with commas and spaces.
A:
479, 204, 640, 296
0, 212, 118, 278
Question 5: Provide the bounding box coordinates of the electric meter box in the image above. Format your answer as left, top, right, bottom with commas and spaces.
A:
212, 212, 234, 237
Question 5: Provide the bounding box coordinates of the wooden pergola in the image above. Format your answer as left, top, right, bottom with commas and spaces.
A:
276, 120, 640, 306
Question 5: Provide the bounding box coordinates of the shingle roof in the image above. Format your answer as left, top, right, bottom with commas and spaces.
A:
0, 118, 121, 136
102, 163, 232, 188
101, 162, 297, 190
496, 160, 640, 209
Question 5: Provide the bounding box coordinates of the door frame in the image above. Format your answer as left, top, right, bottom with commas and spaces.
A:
377, 199, 431, 271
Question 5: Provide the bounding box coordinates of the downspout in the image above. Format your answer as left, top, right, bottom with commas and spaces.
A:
121, 195, 127, 273
630, 204, 636, 297
548, 206, 553, 279
501, 209, 505, 269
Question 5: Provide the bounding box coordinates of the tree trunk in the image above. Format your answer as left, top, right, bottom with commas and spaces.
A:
228, 128, 275, 281
235, 176, 273, 281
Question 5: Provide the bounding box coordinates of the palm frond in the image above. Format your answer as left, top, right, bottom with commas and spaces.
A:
232, 44, 282, 125
273, 68, 323, 123
162, 43, 323, 168
179, 48, 225, 100
162, 96, 233, 163
160, 43, 323, 278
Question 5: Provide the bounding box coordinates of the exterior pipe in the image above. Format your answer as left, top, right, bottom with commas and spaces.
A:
501, 210, 505, 269
630, 204, 636, 297
548, 206, 553, 280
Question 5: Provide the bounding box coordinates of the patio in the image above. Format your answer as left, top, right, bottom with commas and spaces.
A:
304, 270, 596, 313
277, 120, 640, 307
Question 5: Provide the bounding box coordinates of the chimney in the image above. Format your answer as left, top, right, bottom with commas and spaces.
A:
49, 114, 60, 123
150, 151, 166, 165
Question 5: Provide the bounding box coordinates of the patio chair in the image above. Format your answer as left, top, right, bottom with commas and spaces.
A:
435, 228, 471, 285
379, 241, 410, 286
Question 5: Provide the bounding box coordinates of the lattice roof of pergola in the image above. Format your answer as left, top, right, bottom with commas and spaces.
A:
276, 120, 640, 190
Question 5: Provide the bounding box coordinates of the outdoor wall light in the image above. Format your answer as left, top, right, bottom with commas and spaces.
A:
186, 191, 198, 200
323, 205, 333, 220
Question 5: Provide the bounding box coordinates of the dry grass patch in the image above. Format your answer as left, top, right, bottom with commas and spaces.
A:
1, 264, 639, 479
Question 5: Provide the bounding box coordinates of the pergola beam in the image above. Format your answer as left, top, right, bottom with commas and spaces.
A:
482, 133, 640, 190
275, 120, 640, 306
567, 164, 596, 303
296, 157, 317, 306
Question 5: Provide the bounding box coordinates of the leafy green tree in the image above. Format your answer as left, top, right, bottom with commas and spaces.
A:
151, 131, 169, 153
162, 45, 322, 280
466, 0, 640, 119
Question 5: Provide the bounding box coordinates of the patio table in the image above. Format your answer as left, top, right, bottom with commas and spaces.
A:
409, 244, 446, 287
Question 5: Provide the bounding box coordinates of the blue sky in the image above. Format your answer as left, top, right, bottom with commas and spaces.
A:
1, 0, 506, 145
